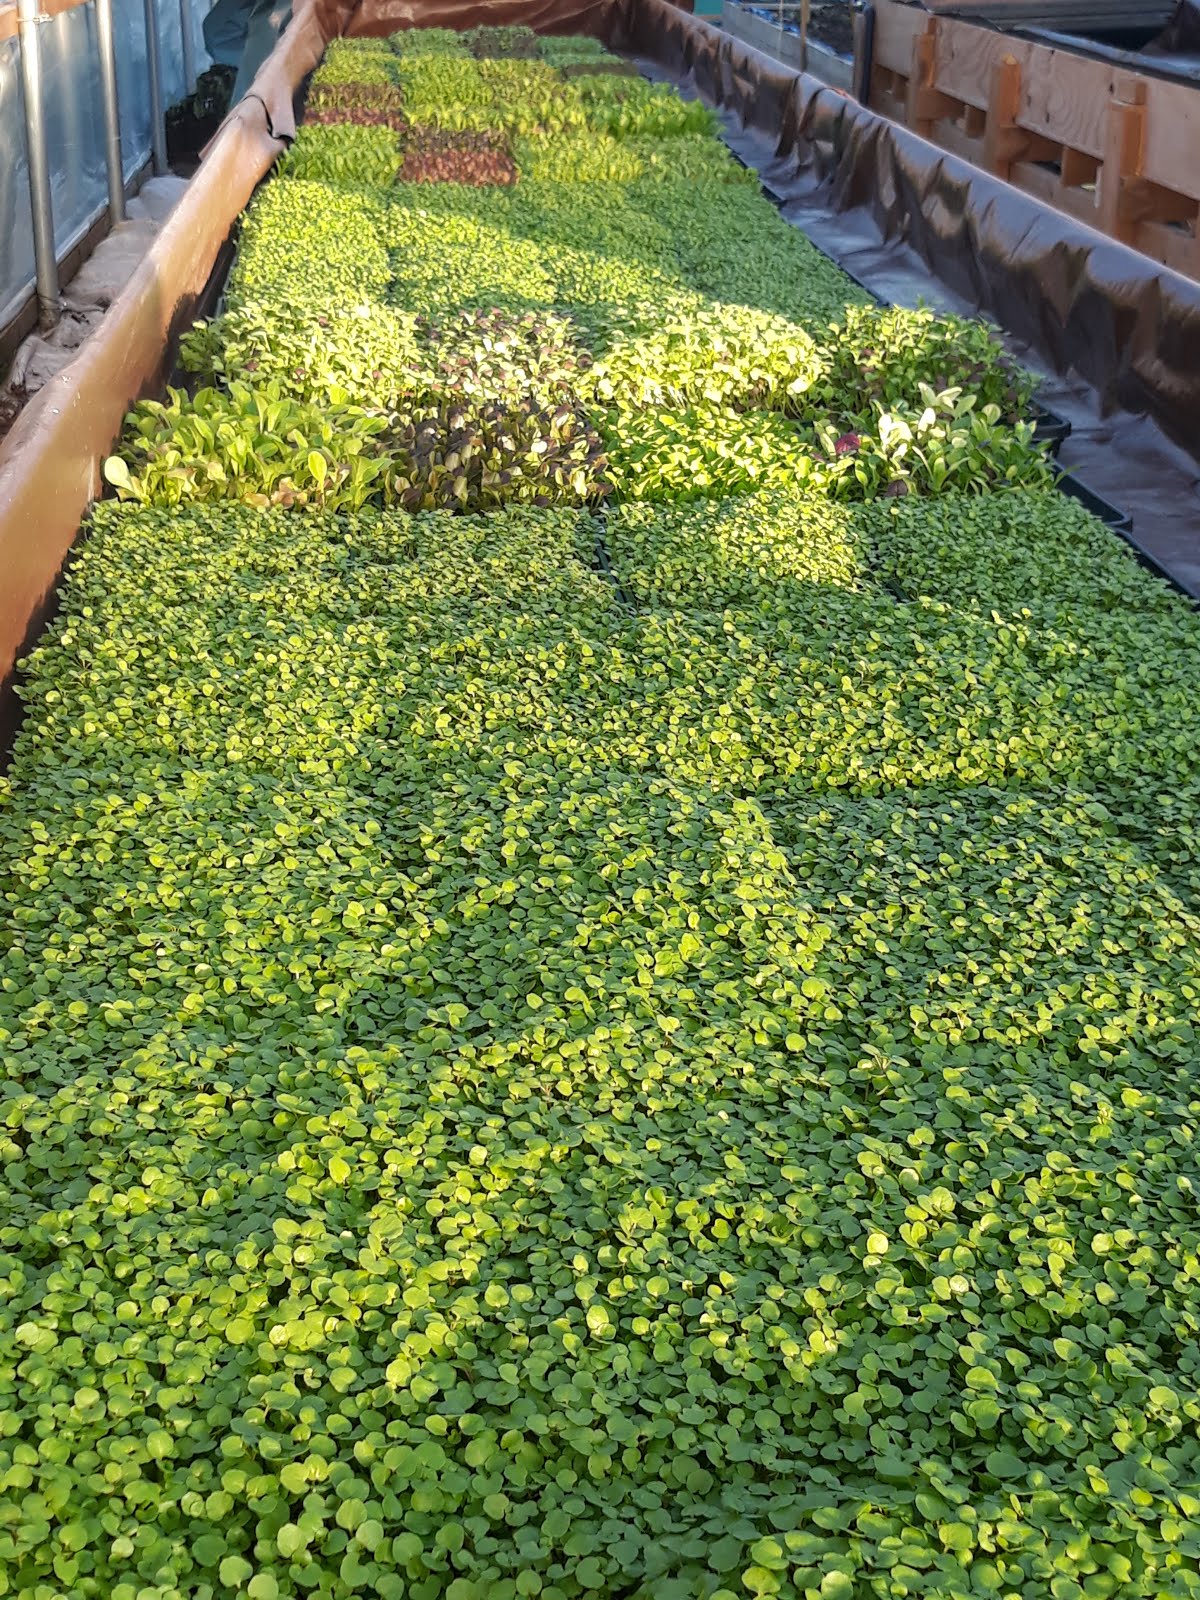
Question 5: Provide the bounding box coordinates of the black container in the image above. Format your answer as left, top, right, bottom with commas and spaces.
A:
1029, 402, 1072, 456
166, 67, 236, 174
592, 521, 636, 609
1055, 470, 1198, 600
1056, 470, 1133, 535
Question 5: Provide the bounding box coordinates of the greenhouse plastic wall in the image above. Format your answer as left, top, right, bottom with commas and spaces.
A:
0, 0, 211, 330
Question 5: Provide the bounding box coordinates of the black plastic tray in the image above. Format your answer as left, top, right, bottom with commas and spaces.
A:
1030, 402, 1072, 455
1054, 470, 1192, 596
592, 519, 636, 609
1056, 470, 1134, 535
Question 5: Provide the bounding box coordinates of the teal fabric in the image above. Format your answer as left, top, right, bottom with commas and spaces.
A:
202, 0, 292, 101
201, 0, 250, 66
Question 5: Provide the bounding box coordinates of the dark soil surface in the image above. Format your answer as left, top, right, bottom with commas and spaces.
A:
807, 2, 854, 57
0, 390, 20, 445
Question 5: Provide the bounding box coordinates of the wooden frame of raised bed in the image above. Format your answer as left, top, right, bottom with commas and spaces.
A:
867, 0, 1200, 280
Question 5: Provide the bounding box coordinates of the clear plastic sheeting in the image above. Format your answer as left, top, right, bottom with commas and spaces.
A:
0, 39, 36, 329
115, 0, 157, 177
0, 0, 213, 331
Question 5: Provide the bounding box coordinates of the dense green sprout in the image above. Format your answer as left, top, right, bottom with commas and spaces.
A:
6, 486, 1200, 1600
228, 180, 390, 305
280, 123, 401, 188
573, 74, 718, 138
648, 181, 869, 327
397, 55, 593, 137
513, 131, 646, 184
604, 402, 817, 502
389, 25, 470, 57
17, 25, 1200, 1600
812, 302, 1036, 421
535, 33, 612, 65
580, 301, 823, 414
181, 298, 424, 408
605, 492, 867, 601
310, 37, 400, 87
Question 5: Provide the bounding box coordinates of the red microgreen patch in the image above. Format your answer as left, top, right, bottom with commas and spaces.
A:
398, 127, 517, 186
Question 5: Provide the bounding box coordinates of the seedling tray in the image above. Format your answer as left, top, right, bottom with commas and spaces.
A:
1030, 401, 1071, 455
1055, 469, 1133, 534
560, 59, 643, 77
591, 516, 636, 608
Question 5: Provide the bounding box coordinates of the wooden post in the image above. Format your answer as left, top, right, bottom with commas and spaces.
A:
800, 0, 810, 74
1097, 81, 1146, 246
906, 21, 937, 135
983, 56, 1022, 180
905, 17, 958, 135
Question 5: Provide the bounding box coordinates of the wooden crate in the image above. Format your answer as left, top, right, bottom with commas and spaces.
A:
868, 0, 1200, 280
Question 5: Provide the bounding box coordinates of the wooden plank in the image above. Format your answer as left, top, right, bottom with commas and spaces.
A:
1121, 178, 1199, 228
983, 125, 1062, 167
1140, 219, 1200, 280
934, 15, 1011, 112
1141, 78, 1200, 204
1016, 48, 1117, 159
872, 79, 909, 125
983, 55, 1022, 179
869, 0, 930, 79
1012, 160, 1061, 207
1012, 164, 1100, 225
935, 119, 986, 167
907, 22, 961, 135
931, 21, 1113, 159
1097, 86, 1145, 245
866, 0, 1200, 281
912, 83, 963, 126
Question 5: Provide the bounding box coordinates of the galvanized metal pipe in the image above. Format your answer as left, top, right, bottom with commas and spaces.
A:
16, 0, 60, 329
94, 0, 126, 223
142, 0, 169, 176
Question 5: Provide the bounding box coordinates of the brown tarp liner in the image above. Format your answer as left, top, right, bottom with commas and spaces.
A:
3, 0, 1200, 709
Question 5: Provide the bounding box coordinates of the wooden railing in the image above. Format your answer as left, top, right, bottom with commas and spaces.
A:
869, 0, 1200, 280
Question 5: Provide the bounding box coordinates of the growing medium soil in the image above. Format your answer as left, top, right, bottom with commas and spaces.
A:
807, 1, 855, 57
0, 389, 20, 444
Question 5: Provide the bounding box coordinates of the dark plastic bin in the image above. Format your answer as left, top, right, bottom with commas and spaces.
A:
1029, 402, 1072, 455
1056, 470, 1134, 535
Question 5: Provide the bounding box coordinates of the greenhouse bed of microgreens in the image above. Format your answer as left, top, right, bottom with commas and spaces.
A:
2, 22, 1200, 1600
